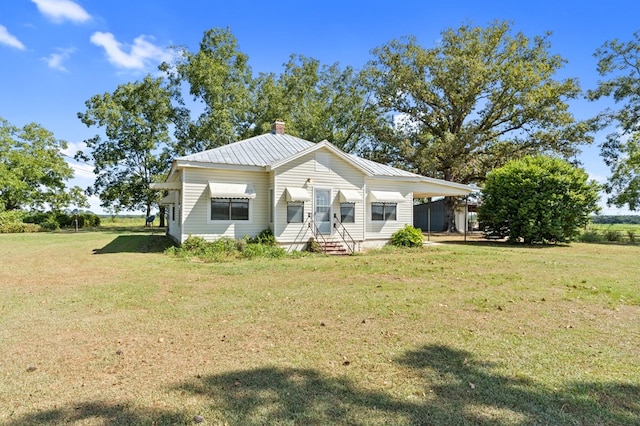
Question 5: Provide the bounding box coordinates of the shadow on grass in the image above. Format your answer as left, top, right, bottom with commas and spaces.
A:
441, 240, 571, 249
4, 401, 187, 425
93, 234, 174, 254
88, 225, 166, 234
6, 345, 639, 425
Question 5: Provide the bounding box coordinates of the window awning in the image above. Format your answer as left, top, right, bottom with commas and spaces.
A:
285, 187, 311, 202
369, 190, 406, 203
208, 182, 256, 199
339, 189, 362, 203
159, 192, 178, 205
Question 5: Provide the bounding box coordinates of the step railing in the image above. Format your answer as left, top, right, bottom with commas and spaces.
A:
290, 213, 328, 254
333, 213, 356, 254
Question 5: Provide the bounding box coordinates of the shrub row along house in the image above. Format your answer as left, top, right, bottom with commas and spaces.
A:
151, 121, 475, 252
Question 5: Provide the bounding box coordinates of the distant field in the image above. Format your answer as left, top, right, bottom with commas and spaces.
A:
0, 230, 638, 425
584, 223, 640, 243
98, 215, 148, 228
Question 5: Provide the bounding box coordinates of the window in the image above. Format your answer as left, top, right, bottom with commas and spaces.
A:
171, 205, 176, 221
371, 202, 396, 221
287, 202, 304, 223
211, 198, 249, 221
340, 202, 355, 223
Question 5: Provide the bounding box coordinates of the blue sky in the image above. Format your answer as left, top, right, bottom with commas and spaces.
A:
1, 0, 638, 214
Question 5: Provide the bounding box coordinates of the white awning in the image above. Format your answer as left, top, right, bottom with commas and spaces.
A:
369, 190, 406, 203
159, 192, 178, 205
208, 182, 256, 199
285, 187, 311, 202
339, 189, 362, 203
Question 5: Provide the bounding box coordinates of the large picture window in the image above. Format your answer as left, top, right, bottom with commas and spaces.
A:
287, 202, 304, 223
371, 202, 397, 221
340, 202, 355, 223
211, 198, 249, 221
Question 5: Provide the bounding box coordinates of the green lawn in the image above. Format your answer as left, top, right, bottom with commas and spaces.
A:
0, 229, 638, 425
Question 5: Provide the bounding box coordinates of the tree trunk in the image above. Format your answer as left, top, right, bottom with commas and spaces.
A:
145, 204, 151, 227
444, 196, 458, 233
158, 206, 166, 227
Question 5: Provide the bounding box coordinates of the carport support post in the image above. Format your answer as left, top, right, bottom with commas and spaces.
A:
427, 197, 431, 242
464, 196, 468, 242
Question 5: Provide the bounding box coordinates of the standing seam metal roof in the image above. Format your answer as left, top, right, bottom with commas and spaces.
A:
177, 133, 422, 179
178, 133, 314, 167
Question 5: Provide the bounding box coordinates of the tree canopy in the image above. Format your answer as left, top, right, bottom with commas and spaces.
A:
588, 32, 640, 211
76, 75, 175, 219
365, 21, 592, 229
0, 117, 87, 212
247, 55, 380, 152
478, 156, 600, 244
366, 21, 590, 182
162, 27, 254, 155
161, 28, 379, 155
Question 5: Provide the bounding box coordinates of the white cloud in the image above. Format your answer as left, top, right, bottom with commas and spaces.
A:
42, 47, 76, 71
0, 25, 25, 50
32, 0, 91, 23
90, 32, 172, 70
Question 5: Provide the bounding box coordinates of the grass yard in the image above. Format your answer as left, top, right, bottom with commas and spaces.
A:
0, 229, 638, 425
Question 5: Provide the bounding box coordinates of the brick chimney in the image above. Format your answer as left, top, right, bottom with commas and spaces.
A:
272, 120, 285, 135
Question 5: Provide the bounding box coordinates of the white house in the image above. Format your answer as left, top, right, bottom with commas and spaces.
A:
152, 121, 475, 252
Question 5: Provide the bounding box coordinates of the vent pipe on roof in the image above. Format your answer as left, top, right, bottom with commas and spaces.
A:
272, 120, 285, 135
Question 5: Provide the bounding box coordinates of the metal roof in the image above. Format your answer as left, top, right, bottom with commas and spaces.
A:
347, 154, 420, 178
177, 133, 314, 167
176, 132, 425, 179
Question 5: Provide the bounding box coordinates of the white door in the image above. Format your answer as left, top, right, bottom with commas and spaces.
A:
314, 188, 331, 235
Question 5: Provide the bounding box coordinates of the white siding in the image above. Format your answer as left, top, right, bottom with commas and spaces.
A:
273, 147, 366, 245
365, 178, 413, 244
165, 191, 182, 243
181, 168, 270, 242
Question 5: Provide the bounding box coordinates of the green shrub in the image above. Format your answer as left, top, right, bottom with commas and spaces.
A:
627, 230, 636, 243
181, 236, 209, 254
41, 217, 60, 231
605, 229, 622, 242
55, 212, 74, 228
23, 212, 51, 225
0, 222, 41, 233
577, 230, 602, 243
23, 211, 101, 230
478, 156, 600, 244
251, 228, 277, 246
242, 243, 286, 259
79, 213, 101, 227
175, 234, 286, 261
391, 225, 424, 247
0, 210, 27, 225
306, 237, 322, 253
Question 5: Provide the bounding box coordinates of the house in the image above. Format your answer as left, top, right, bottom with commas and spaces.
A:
151, 121, 476, 252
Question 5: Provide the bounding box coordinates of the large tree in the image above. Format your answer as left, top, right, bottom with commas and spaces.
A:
161, 27, 253, 155
247, 55, 381, 152
0, 117, 87, 212
366, 21, 592, 230
587, 32, 640, 211
76, 75, 175, 223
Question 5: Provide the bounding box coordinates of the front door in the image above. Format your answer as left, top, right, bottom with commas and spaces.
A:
314, 188, 331, 235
